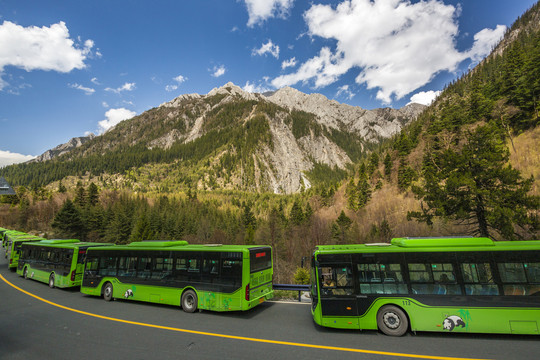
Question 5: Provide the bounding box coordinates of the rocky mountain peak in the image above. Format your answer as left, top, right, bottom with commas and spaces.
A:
30, 134, 96, 163
207, 82, 258, 101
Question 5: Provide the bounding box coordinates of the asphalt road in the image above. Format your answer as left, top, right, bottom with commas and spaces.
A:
1, 256, 539, 360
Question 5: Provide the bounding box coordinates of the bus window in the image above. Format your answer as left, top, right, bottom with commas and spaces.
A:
188, 258, 200, 272
137, 257, 152, 280
174, 253, 202, 282
525, 263, 540, 295
85, 256, 99, 277
250, 248, 272, 273
358, 263, 407, 295
499, 262, 540, 296
525, 263, 540, 282
100, 256, 117, 276
221, 252, 242, 286
118, 256, 137, 277
152, 257, 173, 280
462, 263, 498, 295
320, 266, 352, 296
409, 263, 461, 295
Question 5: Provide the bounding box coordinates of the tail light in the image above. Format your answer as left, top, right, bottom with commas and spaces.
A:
71, 270, 76, 281
245, 284, 250, 301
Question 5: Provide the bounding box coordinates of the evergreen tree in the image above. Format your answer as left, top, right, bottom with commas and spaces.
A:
87, 182, 100, 206
384, 152, 392, 179
242, 202, 257, 244
58, 180, 67, 193
129, 213, 154, 242
289, 200, 305, 225
52, 199, 86, 239
397, 158, 416, 191
409, 123, 539, 239
367, 152, 380, 176
74, 181, 86, 208
331, 211, 353, 244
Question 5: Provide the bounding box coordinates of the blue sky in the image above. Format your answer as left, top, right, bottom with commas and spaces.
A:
0, 0, 537, 166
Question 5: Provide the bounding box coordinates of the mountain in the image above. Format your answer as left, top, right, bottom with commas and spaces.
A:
30, 134, 95, 163
13, 83, 425, 194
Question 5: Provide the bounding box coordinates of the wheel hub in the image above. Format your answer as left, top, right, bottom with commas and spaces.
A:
383, 312, 400, 329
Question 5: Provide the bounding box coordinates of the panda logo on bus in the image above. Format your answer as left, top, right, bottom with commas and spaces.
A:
443, 315, 466, 331
124, 289, 134, 299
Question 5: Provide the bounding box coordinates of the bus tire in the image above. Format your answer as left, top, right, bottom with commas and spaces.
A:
49, 273, 55, 288
23, 267, 28, 279
181, 290, 198, 313
377, 305, 409, 336
103, 282, 113, 301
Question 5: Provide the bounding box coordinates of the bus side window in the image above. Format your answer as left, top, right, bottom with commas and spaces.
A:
101, 256, 118, 277
85, 257, 99, 276
137, 257, 152, 280
462, 263, 498, 295
499, 262, 540, 296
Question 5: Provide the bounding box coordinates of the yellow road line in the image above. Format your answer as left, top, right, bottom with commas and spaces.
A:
0, 274, 490, 360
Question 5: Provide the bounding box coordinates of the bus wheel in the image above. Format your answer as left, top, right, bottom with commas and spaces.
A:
377, 305, 409, 336
103, 282, 113, 301
49, 274, 55, 288
23, 267, 28, 279
181, 290, 198, 313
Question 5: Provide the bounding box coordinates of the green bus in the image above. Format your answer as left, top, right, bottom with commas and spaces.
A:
6, 233, 44, 269
2, 229, 27, 253
81, 241, 273, 312
310, 237, 540, 336
17, 239, 110, 288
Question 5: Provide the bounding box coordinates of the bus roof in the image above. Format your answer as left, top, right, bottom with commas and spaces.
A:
314, 237, 540, 254
86, 241, 270, 252
23, 240, 112, 249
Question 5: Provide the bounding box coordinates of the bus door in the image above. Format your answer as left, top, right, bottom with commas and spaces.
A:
318, 264, 357, 320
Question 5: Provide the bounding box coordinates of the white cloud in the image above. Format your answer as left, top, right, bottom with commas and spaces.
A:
102, 101, 109, 108
467, 24, 506, 63
0, 150, 35, 167
336, 85, 355, 100
97, 108, 136, 134
69, 83, 95, 95
407, 90, 441, 105
281, 57, 297, 69
173, 75, 187, 84
0, 21, 93, 90
272, 0, 505, 104
211, 65, 226, 78
243, 80, 272, 94
244, 0, 294, 27
166, 74, 187, 91
252, 39, 280, 59
91, 77, 100, 85
105, 82, 136, 94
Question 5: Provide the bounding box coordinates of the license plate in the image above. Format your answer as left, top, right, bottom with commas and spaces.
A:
259, 297, 264, 303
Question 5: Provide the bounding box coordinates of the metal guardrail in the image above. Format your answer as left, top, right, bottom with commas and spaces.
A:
273, 284, 310, 302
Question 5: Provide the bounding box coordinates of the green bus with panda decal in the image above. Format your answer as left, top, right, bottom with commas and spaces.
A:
310, 237, 540, 336
17, 239, 110, 288
80, 241, 273, 312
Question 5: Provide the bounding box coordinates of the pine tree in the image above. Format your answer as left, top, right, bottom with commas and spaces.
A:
74, 181, 86, 208
52, 199, 86, 239
87, 182, 100, 206
58, 180, 67, 193
384, 153, 392, 179
331, 211, 353, 244
289, 200, 305, 225
409, 122, 539, 239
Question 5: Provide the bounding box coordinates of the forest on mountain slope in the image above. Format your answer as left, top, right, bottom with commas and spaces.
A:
1, 3, 539, 282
